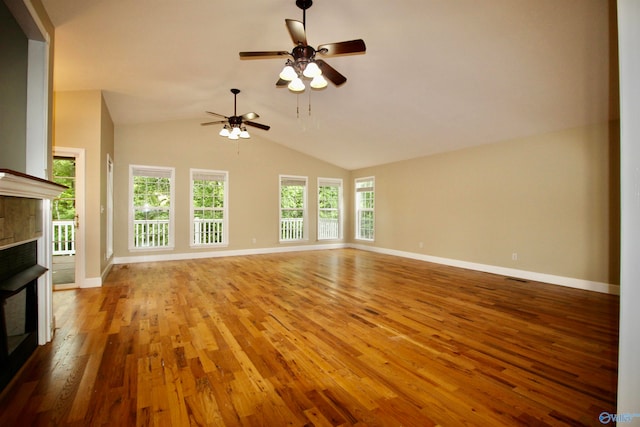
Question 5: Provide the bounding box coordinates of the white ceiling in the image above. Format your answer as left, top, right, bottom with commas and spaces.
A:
41, 0, 615, 170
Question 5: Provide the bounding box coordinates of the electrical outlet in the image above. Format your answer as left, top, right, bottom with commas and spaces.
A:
512, 252, 518, 261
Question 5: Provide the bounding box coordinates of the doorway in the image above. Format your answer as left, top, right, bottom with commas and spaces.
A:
52, 148, 84, 289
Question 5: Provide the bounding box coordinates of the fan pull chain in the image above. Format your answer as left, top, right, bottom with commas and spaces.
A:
308, 90, 312, 116
296, 94, 300, 118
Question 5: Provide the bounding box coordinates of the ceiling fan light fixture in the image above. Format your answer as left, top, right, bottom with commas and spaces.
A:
303, 61, 321, 78
219, 125, 230, 137
230, 126, 241, 136
310, 74, 327, 89
288, 77, 305, 92
239, 127, 251, 138
228, 131, 239, 140
279, 65, 297, 81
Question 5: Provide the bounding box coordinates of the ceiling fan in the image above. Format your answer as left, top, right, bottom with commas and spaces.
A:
201, 88, 270, 140
239, 0, 366, 92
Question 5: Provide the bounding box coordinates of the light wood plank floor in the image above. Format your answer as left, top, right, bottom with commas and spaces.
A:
0, 249, 619, 426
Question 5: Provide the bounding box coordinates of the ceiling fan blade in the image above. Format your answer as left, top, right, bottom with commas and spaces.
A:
315, 59, 347, 86
206, 111, 228, 119
317, 39, 366, 56
239, 51, 290, 58
245, 121, 271, 131
201, 120, 227, 126
286, 19, 307, 45
241, 112, 259, 120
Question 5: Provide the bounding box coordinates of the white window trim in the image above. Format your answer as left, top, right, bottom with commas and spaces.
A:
190, 168, 229, 248
355, 176, 375, 241
106, 154, 114, 259
279, 174, 308, 243
317, 177, 343, 241
128, 164, 175, 251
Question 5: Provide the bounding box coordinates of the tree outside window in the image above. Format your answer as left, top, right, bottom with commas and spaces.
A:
280, 176, 307, 241
355, 177, 375, 241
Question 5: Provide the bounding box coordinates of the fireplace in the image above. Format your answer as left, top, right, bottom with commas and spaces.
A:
0, 240, 46, 390
0, 169, 66, 392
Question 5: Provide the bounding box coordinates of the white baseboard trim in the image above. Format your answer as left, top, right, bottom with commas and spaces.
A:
80, 276, 102, 288
349, 244, 620, 295
112, 243, 347, 265
76, 262, 114, 288
106, 243, 619, 295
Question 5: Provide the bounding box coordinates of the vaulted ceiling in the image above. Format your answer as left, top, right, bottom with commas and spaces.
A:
41, 0, 617, 170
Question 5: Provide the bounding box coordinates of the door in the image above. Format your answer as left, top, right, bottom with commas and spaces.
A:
52, 156, 76, 286
52, 148, 85, 289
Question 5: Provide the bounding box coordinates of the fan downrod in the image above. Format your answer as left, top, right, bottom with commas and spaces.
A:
296, 0, 312, 11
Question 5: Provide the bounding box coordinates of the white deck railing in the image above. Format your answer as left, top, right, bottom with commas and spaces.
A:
193, 218, 224, 245
281, 218, 304, 241
53, 220, 75, 255
318, 218, 339, 240
134, 219, 170, 248
57, 217, 335, 253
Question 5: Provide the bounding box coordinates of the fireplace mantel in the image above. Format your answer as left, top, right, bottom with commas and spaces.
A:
0, 169, 66, 200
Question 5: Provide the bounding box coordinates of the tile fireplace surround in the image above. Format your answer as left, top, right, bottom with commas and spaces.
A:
0, 169, 66, 391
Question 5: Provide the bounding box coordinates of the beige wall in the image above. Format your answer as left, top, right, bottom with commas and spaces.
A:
100, 94, 115, 271
351, 121, 620, 285
113, 118, 618, 285
53, 90, 114, 283
114, 119, 350, 257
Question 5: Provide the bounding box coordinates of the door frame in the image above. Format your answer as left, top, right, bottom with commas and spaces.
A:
53, 147, 85, 289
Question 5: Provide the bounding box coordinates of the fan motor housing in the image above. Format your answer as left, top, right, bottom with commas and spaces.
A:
292, 45, 315, 61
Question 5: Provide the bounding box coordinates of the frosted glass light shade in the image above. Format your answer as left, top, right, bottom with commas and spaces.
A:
303, 62, 321, 78
231, 126, 241, 136
288, 77, 305, 92
219, 126, 230, 137
279, 65, 297, 81
228, 132, 239, 140
239, 128, 250, 138
310, 74, 328, 89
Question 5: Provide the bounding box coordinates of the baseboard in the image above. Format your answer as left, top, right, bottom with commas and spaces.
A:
112, 243, 347, 265
108, 243, 619, 295
79, 276, 102, 288
76, 262, 113, 289
349, 244, 620, 295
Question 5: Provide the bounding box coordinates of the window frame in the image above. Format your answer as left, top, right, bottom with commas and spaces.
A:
190, 168, 229, 248
106, 154, 114, 259
317, 177, 343, 241
355, 176, 375, 241
279, 175, 308, 243
128, 164, 175, 251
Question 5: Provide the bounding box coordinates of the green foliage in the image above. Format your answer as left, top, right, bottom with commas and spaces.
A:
281, 184, 304, 219
193, 180, 225, 209
52, 158, 76, 220
133, 176, 171, 220
319, 185, 339, 209
319, 185, 339, 219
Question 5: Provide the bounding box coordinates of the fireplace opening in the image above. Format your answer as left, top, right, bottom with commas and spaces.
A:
0, 240, 46, 391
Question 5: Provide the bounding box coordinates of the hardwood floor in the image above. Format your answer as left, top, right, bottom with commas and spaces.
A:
0, 249, 619, 426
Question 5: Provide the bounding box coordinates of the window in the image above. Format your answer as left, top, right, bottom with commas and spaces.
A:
318, 178, 342, 240
106, 155, 113, 259
355, 176, 375, 241
129, 165, 174, 250
280, 175, 307, 242
191, 169, 228, 246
